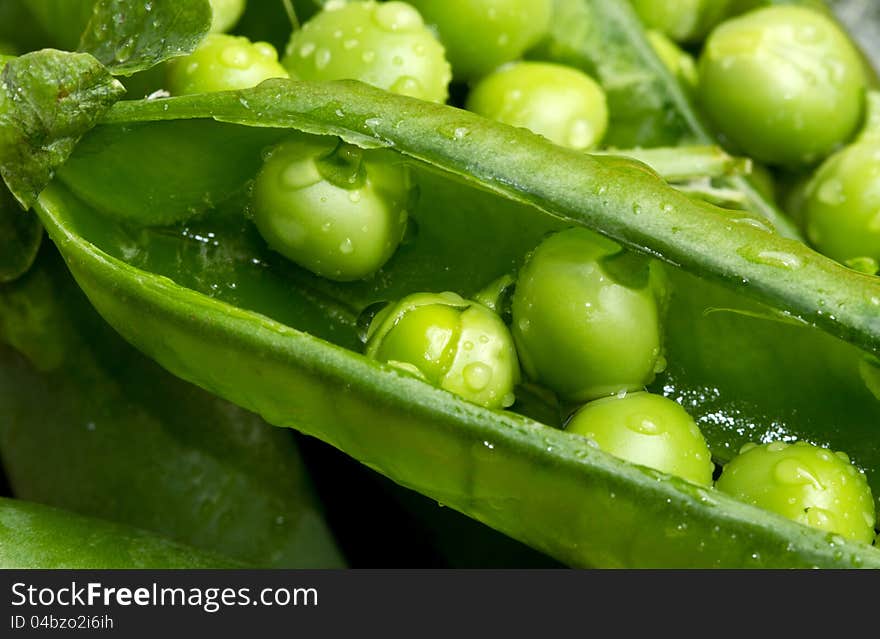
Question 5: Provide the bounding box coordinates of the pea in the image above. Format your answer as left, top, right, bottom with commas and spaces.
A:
407, 0, 553, 81
716, 441, 876, 544
365, 292, 520, 409
631, 0, 733, 43
698, 6, 866, 168
466, 61, 608, 151
283, 0, 451, 104
166, 33, 288, 95
567, 392, 714, 486
252, 135, 412, 282
803, 141, 880, 265
511, 228, 667, 403
209, 0, 246, 33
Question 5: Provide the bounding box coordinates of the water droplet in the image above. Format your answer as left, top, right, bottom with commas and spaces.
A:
731, 216, 774, 233
343, 39, 360, 50
348, 190, 362, 203
804, 507, 834, 530
817, 178, 845, 206
361, 50, 376, 63
390, 75, 423, 97
766, 441, 787, 453
463, 362, 493, 392
315, 47, 332, 70
339, 238, 354, 254
738, 246, 803, 270
280, 161, 320, 189
774, 458, 822, 488
626, 414, 662, 436
221, 45, 253, 70
566, 119, 594, 149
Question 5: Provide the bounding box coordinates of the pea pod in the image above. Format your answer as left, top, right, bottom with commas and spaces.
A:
0, 246, 345, 568
32, 77, 880, 567
0, 498, 241, 568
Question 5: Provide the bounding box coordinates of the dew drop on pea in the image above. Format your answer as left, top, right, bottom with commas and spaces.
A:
390, 75, 423, 97
805, 507, 835, 530
315, 47, 332, 70
220, 45, 252, 69
773, 458, 822, 488
339, 238, 354, 255
463, 362, 493, 392
817, 178, 845, 206
626, 415, 662, 436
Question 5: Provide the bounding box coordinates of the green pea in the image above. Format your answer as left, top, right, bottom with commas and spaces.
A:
252, 135, 412, 282
365, 292, 520, 409
567, 392, 714, 486
407, 0, 553, 81
803, 141, 880, 265
166, 33, 288, 95
209, 0, 247, 33
283, 0, 451, 103
631, 0, 733, 43
646, 30, 698, 93
511, 228, 667, 403
698, 6, 866, 168
466, 61, 608, 151
716, 441, 876, 545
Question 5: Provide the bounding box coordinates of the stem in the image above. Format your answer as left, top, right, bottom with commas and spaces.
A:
594, 146, 752, 182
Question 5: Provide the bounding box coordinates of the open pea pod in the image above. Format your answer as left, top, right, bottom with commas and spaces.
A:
0, 246, 345, 568
0, 497, 240, 568
34, 78, 880, 567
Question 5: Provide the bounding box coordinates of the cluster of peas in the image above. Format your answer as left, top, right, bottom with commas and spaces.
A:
165, 0, 878, 547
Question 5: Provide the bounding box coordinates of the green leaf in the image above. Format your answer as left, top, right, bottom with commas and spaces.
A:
81, 0, 212, 76
0, 246, 346, 568
0, 180, 41, 283
0, 50, 125, 208
0, 497, 242, 568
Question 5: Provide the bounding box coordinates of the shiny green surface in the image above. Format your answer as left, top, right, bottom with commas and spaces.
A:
467, 61, 608, 150
167, 33, 288, 95
210, 0, 247, 33
567, 392, 714, 487
283, 1, 451, 103
408, 0, 553, 80
34, 179, 880, 567
366, 292, 520, 409
717, 441, 876, 544
0, 498, 241, 568
3, 0, 880, 569
511, 228, 665, 402
699, 6, 866, 167
804, 140, 880, 263
253, 135, 411, 281
631, 0, 734, 43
